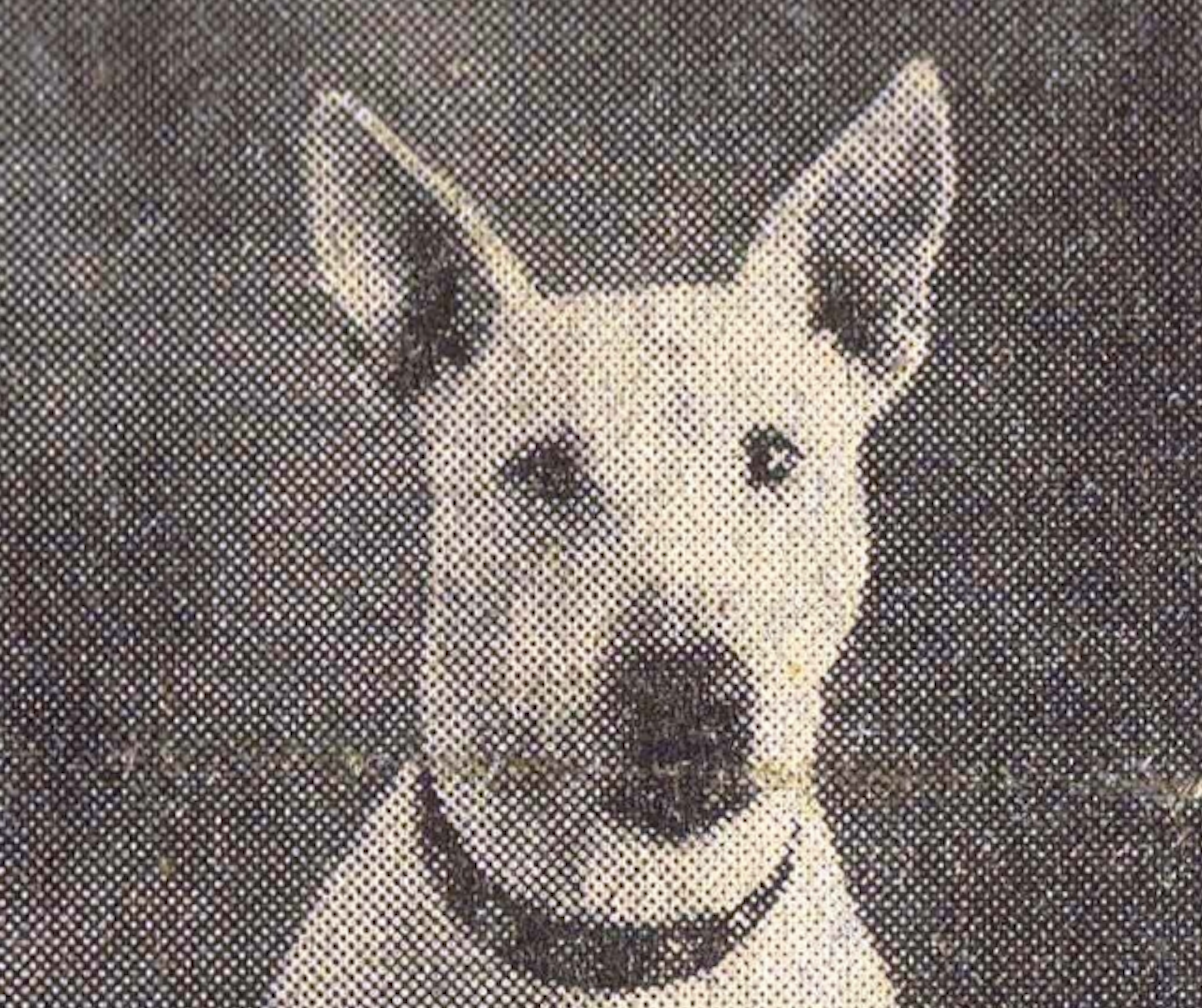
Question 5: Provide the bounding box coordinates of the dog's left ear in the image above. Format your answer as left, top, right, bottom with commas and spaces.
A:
742, 59, 955, 418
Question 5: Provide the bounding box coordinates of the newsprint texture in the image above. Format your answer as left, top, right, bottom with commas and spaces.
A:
3, 3, 1202, 1006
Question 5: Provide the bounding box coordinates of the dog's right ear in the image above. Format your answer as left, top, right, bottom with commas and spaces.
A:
303, 91, 533, 397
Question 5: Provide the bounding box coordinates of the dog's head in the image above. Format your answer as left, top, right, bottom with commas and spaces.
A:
305, 61, 953, 932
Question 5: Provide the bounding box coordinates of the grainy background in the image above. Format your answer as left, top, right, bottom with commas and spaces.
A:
3, 1, 1202, 1005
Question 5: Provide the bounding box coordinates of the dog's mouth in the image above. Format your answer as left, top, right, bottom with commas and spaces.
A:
417, 769, 794, 991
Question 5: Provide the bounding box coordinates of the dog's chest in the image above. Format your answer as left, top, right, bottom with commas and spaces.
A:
272, 762, 894, 1008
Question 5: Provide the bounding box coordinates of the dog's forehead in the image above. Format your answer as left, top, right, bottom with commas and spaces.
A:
423, 280, 858, 450
541, 283, 825, 399
554, 284, 731, 359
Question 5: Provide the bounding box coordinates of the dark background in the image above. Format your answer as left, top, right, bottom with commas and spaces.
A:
3, 1, 1202, 1005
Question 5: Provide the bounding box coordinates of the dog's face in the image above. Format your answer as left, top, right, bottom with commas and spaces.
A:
306, 61, 953, 929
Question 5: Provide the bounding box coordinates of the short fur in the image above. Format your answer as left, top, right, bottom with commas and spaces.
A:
274, 59, 955, 1007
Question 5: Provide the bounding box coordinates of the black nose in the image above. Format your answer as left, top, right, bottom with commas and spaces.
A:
597, 612, 756, 842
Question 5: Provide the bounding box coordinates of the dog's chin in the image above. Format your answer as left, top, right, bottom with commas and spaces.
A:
572, 787, 801, 927
443, 793, 796, 934
430, 760, 803, 927
420, 771, 798, 991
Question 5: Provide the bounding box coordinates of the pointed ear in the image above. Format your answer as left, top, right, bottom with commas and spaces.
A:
303, 90, 534, 398
742, 60, 955, 417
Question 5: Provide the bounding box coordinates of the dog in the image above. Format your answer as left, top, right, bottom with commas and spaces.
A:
272, 58, 954, 1007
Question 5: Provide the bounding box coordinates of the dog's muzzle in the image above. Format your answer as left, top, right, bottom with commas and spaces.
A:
597, 606, 757, 841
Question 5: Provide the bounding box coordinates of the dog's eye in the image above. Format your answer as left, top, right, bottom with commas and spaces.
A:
503, 435, 594, 507
743, 427, 801, 489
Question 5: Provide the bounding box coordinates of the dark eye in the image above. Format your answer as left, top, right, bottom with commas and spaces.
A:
743, 426, 801, 489
503, 434, 595, 509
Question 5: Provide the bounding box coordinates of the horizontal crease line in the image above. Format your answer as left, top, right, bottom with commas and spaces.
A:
3, 744, 1202, 811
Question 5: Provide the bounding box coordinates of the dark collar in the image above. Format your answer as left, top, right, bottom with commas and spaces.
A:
416, 768, 793, 992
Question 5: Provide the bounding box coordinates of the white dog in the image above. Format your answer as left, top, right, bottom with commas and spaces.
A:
273, 58, 954, 1007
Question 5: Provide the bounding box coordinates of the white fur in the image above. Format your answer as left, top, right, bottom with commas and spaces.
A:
275, 58, 954, 1008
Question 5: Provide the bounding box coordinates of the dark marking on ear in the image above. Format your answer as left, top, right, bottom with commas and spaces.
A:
306, 91, 531, 400
740, 60, 954, 410
810, 253, 893, 371
376, 169, 499, 398
808, 161, 942, 377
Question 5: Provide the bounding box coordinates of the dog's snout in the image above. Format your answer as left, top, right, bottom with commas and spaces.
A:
598, 611, 756, 842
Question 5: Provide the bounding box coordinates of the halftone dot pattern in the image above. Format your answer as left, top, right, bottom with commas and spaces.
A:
4, 3, 1202, 1008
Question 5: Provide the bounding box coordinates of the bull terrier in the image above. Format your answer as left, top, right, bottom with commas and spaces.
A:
273, 58, 955, 1008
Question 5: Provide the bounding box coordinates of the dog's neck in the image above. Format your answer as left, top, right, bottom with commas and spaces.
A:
416, 768, 796, 991
274, 759, 896, 1008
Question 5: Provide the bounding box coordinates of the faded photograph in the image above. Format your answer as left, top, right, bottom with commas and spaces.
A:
4, 4, 1202, 1007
